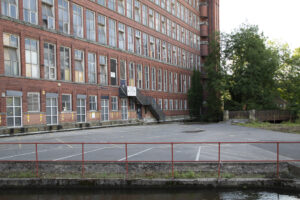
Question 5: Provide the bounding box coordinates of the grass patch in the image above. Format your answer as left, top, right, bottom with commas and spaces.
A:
236, 121, 300, 134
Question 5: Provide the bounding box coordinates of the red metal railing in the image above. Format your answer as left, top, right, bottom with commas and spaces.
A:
0, 141, 299, 179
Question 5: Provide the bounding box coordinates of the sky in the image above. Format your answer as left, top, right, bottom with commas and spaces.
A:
220, 0, 300, 51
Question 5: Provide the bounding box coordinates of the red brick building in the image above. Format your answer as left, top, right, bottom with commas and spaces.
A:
0, 0, 219, 132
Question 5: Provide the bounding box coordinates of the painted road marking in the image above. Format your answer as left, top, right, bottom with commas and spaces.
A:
0, 149, 50, 160
55, 138, 73, 148
118, 148, 153, 161
195, 146, 202, 161
53, 146, 120, 161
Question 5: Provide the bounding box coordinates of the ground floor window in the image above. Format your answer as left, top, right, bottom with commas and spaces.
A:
121, 98, 128, 120
101, 99, 109, 121
46, 97, 58, 125
77, 97, 86, 123
6, 96, 22, 127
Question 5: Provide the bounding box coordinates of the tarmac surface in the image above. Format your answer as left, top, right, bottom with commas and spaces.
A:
0, 122, 299, 162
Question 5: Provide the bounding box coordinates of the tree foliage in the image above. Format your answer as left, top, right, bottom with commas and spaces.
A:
187, 70, 203, 119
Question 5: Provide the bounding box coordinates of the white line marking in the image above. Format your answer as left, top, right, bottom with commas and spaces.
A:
195, 146, 201, 161
0, 149, 50, 160
55, 138, 73, 148
118, 148, 153, 161
53, 146, 118, 161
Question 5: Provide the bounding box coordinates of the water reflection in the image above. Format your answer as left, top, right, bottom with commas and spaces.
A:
0, 189, 299, 200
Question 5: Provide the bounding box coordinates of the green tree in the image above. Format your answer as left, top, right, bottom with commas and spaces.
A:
224, 24, 280, 110
187, 70, 203, 119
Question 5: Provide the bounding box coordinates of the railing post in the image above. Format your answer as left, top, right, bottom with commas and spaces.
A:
125, 143, 128, 179
218, 142, 221, 179
82, 143, 84, 178
35, 143, 39, 178
277, 142, 279, 179
171, 143, 174, 178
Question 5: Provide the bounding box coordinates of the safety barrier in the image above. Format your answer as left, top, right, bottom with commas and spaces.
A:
0, 141, 299, 179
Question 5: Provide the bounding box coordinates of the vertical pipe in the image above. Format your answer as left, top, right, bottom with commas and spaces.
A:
171, 143, 174, 178
218, 142, 221, 179
277, 142, 279, 179
125, 143, 128, 179
82, 143, 84, 178
35, 143, 39, 178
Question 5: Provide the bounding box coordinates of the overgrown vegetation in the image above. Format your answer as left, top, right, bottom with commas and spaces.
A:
187, 70, 203, 120
188, 23, 300, 122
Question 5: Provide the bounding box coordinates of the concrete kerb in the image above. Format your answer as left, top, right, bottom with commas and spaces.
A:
0, 178, 299, 190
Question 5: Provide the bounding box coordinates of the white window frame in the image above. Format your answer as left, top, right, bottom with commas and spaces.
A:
73, 4, 83, 38
62, 94, 72, 112
23, 0, 37, 24
44, 42, 56, 80
25, 38, 39, 78
89, 95, 97, 111
111, 96, 118, 111
27, 92, 40, 113
58, 0, 70, 34
6, 96, 22, 127
101, 99, 109, 121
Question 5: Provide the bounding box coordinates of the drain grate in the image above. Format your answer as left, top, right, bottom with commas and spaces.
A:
182, 130, 204, 133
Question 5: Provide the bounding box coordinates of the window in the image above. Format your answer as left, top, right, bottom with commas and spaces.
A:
44, 42, 56, 80
86, 10, 95, 41
151, 67, 156, 90
2, 0, 18, 19
167, 43, 172, 63
179, 74, 182, 93
118, 0, 125, 15
101, 98, 109, 121
134, 0, 141, 23
149, 8, 154, 29
158, 99, 162, 110
162, 41, 167, 62
42, 0, 55, 29
179, 99, 183, 110
161, 16, 166, 34
169, 71, 173, 93
172, 22, 176, 39
127, 27, 134, 52
163, 70, 168, 92
100, 55, 108, 85
137, 64, 142, 89
149, 36, 155, 58
110, 58, 117, 85
46, 95, 58, 125
142, 4, 148, 26
58, 0, 69, 34
178, 47, 181, 67
6, 95, 22, 127
3, 33, 19, 76
25, 38, 39, 78
135, 30, 141, 54
155, 12, 160, 32
156, 39, 161, 60
88, 53, 96, 83
161, 0, 165, 9
62, 94, 71, 112
129, 62, 135, 86
166, 0, 170, 12
144, 65, 149, 90
27, 92, 40, 112
174, 100, 178, 110
23, 0, 37, 24
89, 96, 97, 111
129, 99, 135, 110
164, 99, 168, 110
98, 14, 107, 44
167, 19, 171, 37
74, 49, 84, 83
157, 69, 162, 91
126, 0, 132, 19
184, 100, 187, 110
142, 33, 148, 57
177, 24, 180, 41
120, 60, 126, 85
118, 23, 125, 50
108, 0, 115, 11
109, 19, 116, 47
174, 73, 178, 93
121, 99, 128, 120
97, 0, 106, 6
183, 75, 187, 93
172, 46, 177, 65
169, 99, 173, 110
77, 97, 86, 122
111, 96, 118, 111
60, 46, 71, 81
73, 4, 83, 38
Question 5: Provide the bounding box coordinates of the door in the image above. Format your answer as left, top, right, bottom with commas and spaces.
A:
46, 97, 58, 125
121, 98, 128, 120
77, 98, 86, 123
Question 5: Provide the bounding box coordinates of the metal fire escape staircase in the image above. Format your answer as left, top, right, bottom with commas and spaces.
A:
119, 85, 165, 122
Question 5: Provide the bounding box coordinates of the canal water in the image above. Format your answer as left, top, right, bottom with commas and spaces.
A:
0, 189, 299, 200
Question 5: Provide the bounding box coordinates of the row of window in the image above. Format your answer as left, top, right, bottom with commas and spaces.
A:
3, 32, 191, 93
5, 92, 188, 127
1, 0, 202, 52
89, 0, 202, 32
